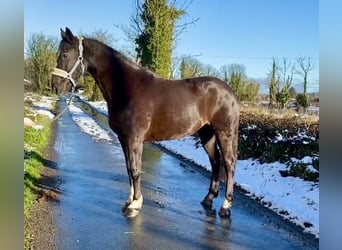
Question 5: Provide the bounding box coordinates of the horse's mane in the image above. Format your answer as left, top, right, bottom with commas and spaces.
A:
88, 37, 158, 77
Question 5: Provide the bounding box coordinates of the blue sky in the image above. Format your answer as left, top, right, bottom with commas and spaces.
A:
24, 0, 319, 93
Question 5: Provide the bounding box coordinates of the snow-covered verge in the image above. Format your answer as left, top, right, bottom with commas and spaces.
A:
158, 137, 319, 238
82, 99, 319, 238
24, 94, 56, 129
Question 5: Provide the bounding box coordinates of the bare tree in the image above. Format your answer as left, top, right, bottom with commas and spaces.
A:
82, 29, 117, 46
296, 57, 315, 96
276, 58, 294, 108
203, 64, 219, 77
180, 56, 204, 78
25, 33, 58, 94
219, 64, 229, 83
279, 58, 294, 92
170, 53, 201, 79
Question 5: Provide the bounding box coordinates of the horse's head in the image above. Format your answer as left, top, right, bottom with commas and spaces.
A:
51, 27, 85, 95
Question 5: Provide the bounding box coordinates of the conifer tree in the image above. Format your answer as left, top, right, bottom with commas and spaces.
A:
135, 0, 185, 78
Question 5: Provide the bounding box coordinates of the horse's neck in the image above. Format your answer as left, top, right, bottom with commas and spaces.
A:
84, 39, 130, 110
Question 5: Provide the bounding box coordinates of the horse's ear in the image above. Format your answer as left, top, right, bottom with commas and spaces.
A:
61, 27, 75, 43
60, 28, 66, 39
65, 27, 74, 37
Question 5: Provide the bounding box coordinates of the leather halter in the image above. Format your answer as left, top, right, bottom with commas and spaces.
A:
52, 36, 85, 89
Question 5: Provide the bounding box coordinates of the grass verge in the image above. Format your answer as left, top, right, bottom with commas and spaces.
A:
24, 101, 55, 248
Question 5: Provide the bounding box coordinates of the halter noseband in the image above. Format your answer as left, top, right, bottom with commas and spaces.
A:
52, 36, 85, 89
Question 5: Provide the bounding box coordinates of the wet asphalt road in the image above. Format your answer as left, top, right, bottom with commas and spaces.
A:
52, 99, 318, 250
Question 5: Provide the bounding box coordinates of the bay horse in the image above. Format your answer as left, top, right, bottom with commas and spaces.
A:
51, 27, 240, 218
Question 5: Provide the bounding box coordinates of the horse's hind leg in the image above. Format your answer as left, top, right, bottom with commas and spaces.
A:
198, 125, 221, 209
215, 121, 239, 218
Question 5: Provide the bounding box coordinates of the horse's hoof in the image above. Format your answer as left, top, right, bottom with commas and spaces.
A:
122, 203, 129, 213
218, 207, 231, 218
121, 199, 133, 213
123, 207, 141, 218
201, 198, 213, 209
122, 195, 143, 217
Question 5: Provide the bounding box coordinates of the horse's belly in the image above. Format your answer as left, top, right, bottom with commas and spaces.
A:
145, 111, 205, 141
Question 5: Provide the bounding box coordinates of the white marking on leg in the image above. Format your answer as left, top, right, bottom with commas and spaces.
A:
222, 197, 232, 209
127, 195, 143, 210
126, 185, 134, 205
123, 186, 134, 209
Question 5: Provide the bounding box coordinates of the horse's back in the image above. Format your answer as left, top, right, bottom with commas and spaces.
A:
142, 75, 238, 139
147, 75, 239, 119
181, 76, 240, 129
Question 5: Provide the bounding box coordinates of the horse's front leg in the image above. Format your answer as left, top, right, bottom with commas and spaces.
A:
122, 137, 144, 218
118, 136, 133, 212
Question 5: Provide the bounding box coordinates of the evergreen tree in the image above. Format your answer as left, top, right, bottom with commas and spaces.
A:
296, 93, 310, 109
276, 83, 291, 109
268, 58, 278, 107
228, 64, 246, 100
243, 81, 260, 102
135, 0, 185, 78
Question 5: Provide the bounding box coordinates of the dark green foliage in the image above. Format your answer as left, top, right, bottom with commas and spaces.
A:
280, 160, 319, 182
312, 158, 319, 171
230, 71, 245, 99
296, 93, 310, 108
237, 114, 319, 182
228, 64, 246, 100
242, 81, 260, 102
276, 84, 291, 109
277, 58, 294, 108
194, 114, 319, 182
225, 64, 260, 102
238, 122, 319, 166
24, 115, 52, 216
24, 114, 54, 248
268, 58, 294, 109
268, 59, 278, 107
238, 124, 277, 161
135, 0, 185, 78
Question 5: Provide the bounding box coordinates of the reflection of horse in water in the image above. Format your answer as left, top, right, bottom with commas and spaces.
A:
51, 27, 240, 218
